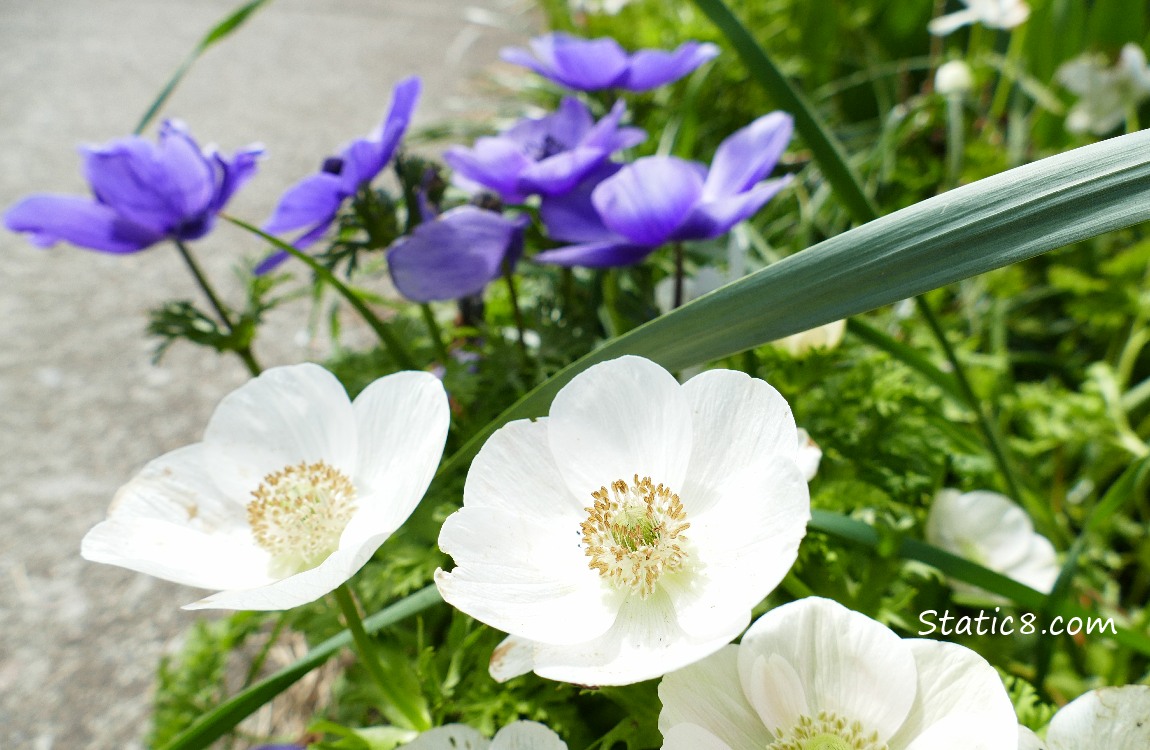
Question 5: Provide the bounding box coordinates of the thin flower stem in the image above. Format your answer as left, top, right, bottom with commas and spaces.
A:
333, 584, 430, 731
223, 215, 417, 370
915, 296, 1056, 536
504, 268, 529, 361
673, 242, 685, 309
172, 239, 262, 376
945, 93, 965, 189
242, 613, 289, 688
988, 26, 1027, 124
419, 303, 450, 363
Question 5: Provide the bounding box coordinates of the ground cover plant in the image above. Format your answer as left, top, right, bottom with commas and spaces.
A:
6, 0, 1150, 747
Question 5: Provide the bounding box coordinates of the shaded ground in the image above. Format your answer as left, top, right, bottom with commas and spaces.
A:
0, 1, 529, 746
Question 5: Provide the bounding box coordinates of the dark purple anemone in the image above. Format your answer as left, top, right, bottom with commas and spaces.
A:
536, 111, 794, 268
4, 121, 261, 253
501, 33, 719, 92
443, 98, 645, 203
258, 76, 421, 271
387, 206, 527, 302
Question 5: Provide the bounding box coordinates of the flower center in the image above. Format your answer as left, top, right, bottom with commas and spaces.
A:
247, 460, 358, 578
767, 712, 887, 750
580, 475, 689, 597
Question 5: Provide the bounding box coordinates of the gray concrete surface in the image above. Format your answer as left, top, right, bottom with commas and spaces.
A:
0, 1, 531, 747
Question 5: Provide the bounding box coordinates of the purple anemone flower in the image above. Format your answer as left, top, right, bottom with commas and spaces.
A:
258, 76, 421, 271
387, 206, 527, 302
536, 111, 794, 268
501, 32, 719, 92
4, 121, 261, 254
443, 98, 645, 203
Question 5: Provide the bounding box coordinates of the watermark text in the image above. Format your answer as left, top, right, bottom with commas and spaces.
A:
917, 608, 1116, 637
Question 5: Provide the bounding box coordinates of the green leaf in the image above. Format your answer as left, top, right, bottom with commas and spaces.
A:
135, 0, 274, 134
443, 129, 1150, 477
157, 585, 442, 750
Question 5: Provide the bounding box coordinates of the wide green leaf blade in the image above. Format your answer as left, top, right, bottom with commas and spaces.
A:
442, 129, 1150, 475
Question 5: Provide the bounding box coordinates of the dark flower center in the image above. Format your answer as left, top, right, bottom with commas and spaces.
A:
534, 135, 567, 160
321, 156, 344, 175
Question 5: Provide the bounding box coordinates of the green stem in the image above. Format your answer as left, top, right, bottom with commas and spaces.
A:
420, 303, 450, 363
673, 242, 685, 309
945, 94, 965, 189
224, 216, 417, 370
988, 25, 1027, 123
243, 613, 289, 688
916, 296, 1053, 535
504, 268, 529, 361
172, 239, 262, 376
332, 584, 430, 731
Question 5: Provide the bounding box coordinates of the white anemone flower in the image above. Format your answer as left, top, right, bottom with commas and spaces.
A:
435, 355, 810, 686
402, 721, 567, 750
773, 319, 846, 357
1058, 44, 1150, 135
1020, 685, 1150, 749
926, 489, 1059, 598
659, 596, 1018, 750
928, 0, 1029, 36
795, 428, 822, 482
81, 363, 450, 610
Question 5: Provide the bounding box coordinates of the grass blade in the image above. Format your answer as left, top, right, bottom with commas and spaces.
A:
135, 0, 274, 134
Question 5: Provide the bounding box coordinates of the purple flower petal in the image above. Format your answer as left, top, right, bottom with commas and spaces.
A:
518, 146, 607, 196
387, 206, 526, 302
4, 194, 163, 253
674, 176, 791, 241
703, 111, 793, 199
621, 41, 721, 91
374, 75, 421, 168
581, 100, 646, 152
534, 239, 653, 268
155, 121, 218, 220
211, 143, 264, 213
591, 156, 704, 246
82, 133, 204, 236
502, 33, 630, 91
443, 138, 533, 202
539, 162, 621, 243
263, 172, 345, 236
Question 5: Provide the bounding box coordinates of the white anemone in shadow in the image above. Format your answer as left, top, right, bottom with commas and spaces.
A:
659, 596, 1018, 750
82, 363, 450, 610
1018, 685, 1150, 749
928, 0, 1029, 36
435, 355, 811, 686
926, 489, 1059, 599
402, 721, 567, 750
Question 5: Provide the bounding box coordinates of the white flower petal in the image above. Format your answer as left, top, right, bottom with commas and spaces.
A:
679, 368, 798, 514
489, 634, 536, 683
663, 457, 809, 638
436, 506, 621, 644
660, 724, 736, 750
80, 444, 271, 592
1046, 685, 1150, 750
547, 356, 692, 500
1017, 725, 1047, 750
927, 490, 1036, 570
351, 370, 449, 510
203, 363, 359, 500
659, 645, 775, 750
794, 428, 822, 481
463, 418, 587, 518
1008, 534, 1060, 594
403, 725, 489, 750
928, 8, 981, 36
738, 597, 916, 741
490, 721, 568, 750
529, 589, 740, 686
889, 639, 1017, 748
